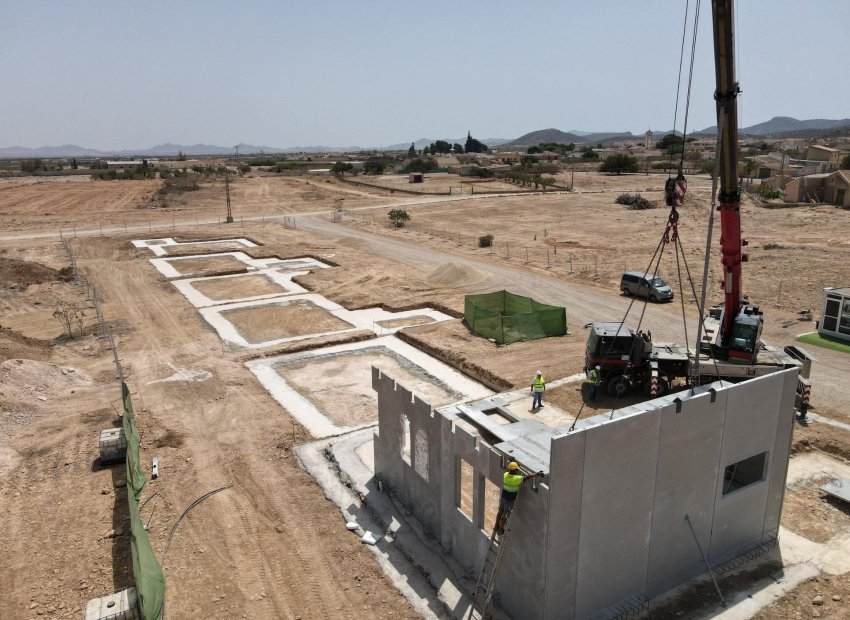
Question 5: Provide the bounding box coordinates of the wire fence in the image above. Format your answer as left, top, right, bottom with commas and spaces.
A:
60, 232, 165, 619
60, 233, 124, 382
343, 210, 640, 280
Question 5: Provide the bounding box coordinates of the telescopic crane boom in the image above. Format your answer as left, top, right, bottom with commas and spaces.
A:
710, 0, 762, 362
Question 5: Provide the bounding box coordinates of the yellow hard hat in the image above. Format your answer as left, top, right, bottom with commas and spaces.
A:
507, 461, 519, 471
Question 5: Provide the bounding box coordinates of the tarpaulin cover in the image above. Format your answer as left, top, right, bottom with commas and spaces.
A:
122, 382, 165, 620
464, 290, 567, 344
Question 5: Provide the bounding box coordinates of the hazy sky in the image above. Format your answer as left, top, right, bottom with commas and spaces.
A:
2, 1, 848, 149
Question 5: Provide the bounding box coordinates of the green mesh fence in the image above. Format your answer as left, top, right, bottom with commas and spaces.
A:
464, 290, 567, 344
122, 382, 165, 620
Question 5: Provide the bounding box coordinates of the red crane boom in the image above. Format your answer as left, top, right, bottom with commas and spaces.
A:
711, 0, 761, 361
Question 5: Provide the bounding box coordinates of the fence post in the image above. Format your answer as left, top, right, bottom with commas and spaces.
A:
547, 249, 551, 269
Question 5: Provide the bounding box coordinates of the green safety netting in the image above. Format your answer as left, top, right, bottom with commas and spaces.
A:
464, 290, 567, 344
122, 382, 165, 620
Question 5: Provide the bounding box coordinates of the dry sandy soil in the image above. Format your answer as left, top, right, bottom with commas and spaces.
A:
354, 172, 521, 195
190, 274, 286, 301
1, 170, 849, 619
223, 301, 353, 343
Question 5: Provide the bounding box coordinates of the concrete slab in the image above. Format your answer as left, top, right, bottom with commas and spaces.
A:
199, 293, 455, 349
172, 268, 310, 307
821, 478, 850, 504
148, 251, 331, 279
132, 236, 258, 256
246, 336, 491, 438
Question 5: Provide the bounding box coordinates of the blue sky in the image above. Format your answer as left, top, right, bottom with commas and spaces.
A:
2, 1, 848, 149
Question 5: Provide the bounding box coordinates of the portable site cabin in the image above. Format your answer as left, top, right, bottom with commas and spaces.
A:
819, 287, 850, 343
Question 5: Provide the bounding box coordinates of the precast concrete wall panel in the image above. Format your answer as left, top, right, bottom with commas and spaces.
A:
496, 481, 549, 620
441, 422, 489, 574
645, 393, 726, 597
543, 431, 586, 620
763, 369, 799, 534
575, 410, 662, 619
404, 397, 442, 533
709, 373, 784, 561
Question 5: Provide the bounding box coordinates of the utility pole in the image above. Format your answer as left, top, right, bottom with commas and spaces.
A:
235, 145, 240, 165
225, 173, 234, 224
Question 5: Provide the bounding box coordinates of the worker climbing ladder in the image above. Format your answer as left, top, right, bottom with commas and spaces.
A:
466, 507, 516, 620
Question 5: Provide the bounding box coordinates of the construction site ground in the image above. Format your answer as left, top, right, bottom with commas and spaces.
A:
1, 172, 850, 619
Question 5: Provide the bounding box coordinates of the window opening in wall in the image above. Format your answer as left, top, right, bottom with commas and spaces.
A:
457, 458, 474, 522
482, 476, 501, 534
723, 451, 767, 495
400, 413, 411, 465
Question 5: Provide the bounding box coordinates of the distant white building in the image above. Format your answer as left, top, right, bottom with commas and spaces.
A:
644, 129, 654, 149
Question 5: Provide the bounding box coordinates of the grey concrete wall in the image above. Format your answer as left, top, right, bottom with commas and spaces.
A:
372, 367, 549, 620
374, 366, 799, 620
645, 390, 726, 597
543, 368, 798, 619
574, 409, 662, 618
543, 430, 585, 619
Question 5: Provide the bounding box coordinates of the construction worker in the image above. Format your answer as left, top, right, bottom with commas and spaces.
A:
494, 461, 541, 536
587, 365, 602, 402
530, 370, 545, 409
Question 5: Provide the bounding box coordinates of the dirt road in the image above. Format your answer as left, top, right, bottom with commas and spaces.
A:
298, 215, 849, 418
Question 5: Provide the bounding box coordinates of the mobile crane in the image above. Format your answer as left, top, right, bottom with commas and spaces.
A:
585, 0, 814, 408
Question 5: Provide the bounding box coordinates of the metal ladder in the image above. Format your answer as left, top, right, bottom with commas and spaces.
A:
466, 510, 515, 620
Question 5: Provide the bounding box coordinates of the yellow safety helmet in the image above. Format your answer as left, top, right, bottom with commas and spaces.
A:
507, 461, 519, 471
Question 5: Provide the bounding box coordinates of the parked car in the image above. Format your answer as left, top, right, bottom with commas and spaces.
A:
620, 271, 673, 302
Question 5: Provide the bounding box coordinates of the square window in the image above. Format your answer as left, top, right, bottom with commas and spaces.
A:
723, 451, 767, 495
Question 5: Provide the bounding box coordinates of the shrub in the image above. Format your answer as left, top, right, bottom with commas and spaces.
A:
387, 209, 410, 227
478, 234, 494, 248
756, 185, 782, 200
616, 193, 654, 210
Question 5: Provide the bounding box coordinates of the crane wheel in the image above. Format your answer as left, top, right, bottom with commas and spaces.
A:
606, 376, 632, 398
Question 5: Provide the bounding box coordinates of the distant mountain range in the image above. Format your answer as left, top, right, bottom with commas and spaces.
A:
696, 116, 850, 137
0, 137, 511, 158
3, 117, 848, 159
504, 128, 662, 147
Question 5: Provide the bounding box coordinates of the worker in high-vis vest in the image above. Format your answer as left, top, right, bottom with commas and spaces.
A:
530, 370, 545, 409
494, 461, 542, 535
587, 365, 602, 402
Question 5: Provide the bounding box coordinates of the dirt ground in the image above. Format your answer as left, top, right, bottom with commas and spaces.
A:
223, 302, 353, 343
1, 170, 849, 619
278, 348, 458, 427
191, 274, 286, 300
167, 255, 247, 277
356, 172, 520, 195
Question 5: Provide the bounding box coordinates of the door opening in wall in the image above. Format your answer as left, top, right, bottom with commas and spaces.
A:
400, 413, 411, 465
723, 451, 768, 495
458, 458, 475, 522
